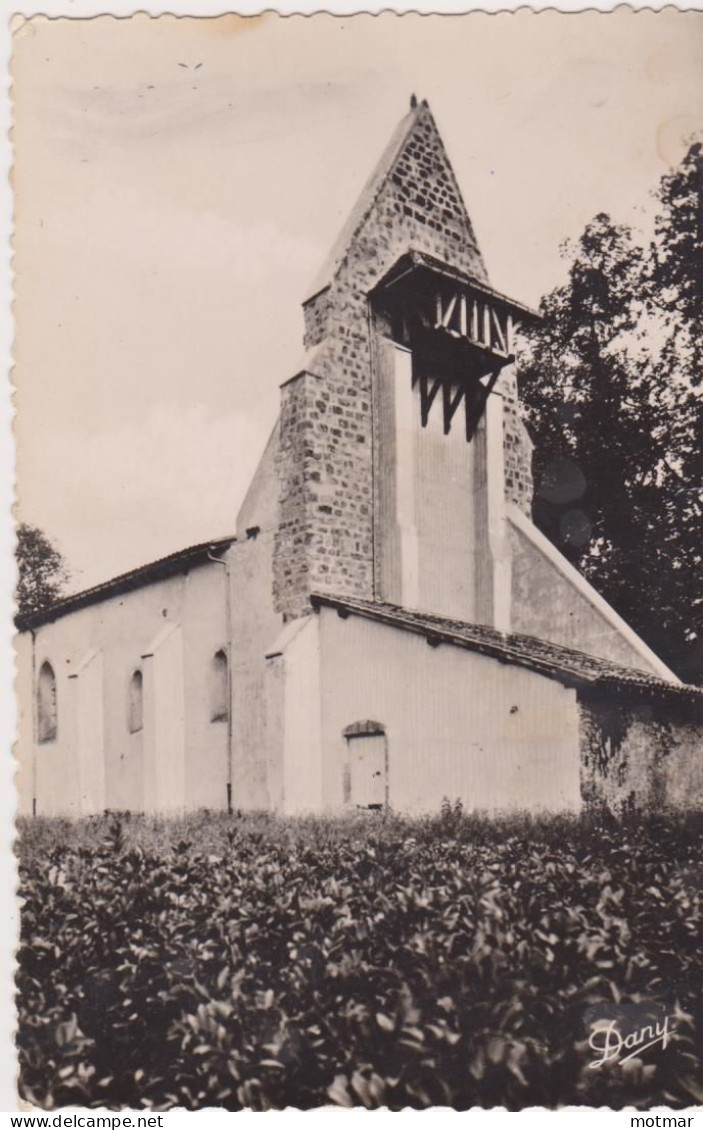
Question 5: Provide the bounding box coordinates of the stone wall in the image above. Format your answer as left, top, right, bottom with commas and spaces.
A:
579, 691, 703, 813
273, 101, 534, 620
274, 368, 373, 620
498, 364, 533, 516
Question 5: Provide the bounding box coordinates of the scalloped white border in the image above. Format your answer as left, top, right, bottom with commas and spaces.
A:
2, 1, 702, 1119
5, 0, 703, 11
2, 0, 15, 1112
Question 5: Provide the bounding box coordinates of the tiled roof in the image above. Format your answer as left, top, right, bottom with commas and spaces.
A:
16, 535, 235, 631
311, 593, 703, 705
371, 249, 539, 324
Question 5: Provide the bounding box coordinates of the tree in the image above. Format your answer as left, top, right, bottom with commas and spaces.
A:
643, 142, 703, 682
517, 149, 702, 684
15, 523, 71, 620
650, 142, 703, 382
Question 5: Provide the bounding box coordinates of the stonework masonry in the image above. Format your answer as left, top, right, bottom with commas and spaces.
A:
499, 365, 534, 515
272, 100, 533, 620
579, 693, 703, 812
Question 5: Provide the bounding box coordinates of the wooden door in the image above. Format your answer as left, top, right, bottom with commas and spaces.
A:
348, 733, 387, 809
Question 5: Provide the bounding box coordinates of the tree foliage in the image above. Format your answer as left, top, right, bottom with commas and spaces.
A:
16, 522, 70, 619
518, 143, 702, 683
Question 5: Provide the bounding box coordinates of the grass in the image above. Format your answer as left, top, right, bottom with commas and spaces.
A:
15, 807, 703, 1110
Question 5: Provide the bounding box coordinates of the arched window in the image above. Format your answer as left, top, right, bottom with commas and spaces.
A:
128, 669, 143, 734
210, 650, 229, 723
37, 661, 57, 744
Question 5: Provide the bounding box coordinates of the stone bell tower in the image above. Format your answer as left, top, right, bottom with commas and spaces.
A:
273, 98, 535, 628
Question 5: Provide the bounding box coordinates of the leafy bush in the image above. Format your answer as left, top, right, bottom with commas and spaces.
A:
15, 810, 703, 1110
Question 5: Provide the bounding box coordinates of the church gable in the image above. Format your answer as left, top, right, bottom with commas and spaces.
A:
382, 102, 487, 280
305, 99, 488, 314
236, 423, 279, 537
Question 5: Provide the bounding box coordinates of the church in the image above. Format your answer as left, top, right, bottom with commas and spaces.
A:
15, 98, 703, 818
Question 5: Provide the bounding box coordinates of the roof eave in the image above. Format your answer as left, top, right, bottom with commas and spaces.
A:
15, 535, 236, 632
371, 249, 541, 324
311, 592, 588, 691
311, 593, 703, 706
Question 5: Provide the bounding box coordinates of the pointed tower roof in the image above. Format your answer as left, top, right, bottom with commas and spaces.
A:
306, 98, 488, 302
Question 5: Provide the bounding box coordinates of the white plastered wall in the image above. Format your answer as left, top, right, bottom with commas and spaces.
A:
318, 606, 582, 814
375, 337, 511, 631
142, 622, 186, 813
265, 615, 323, 815
473, 390, 511, 631
16, 560, 230, 817
68, 648, 105, 814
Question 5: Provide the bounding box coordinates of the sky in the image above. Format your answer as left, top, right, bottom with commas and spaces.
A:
11, 10, 703, 591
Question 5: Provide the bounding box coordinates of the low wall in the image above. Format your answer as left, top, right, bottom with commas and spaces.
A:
579, 692, 703, 813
